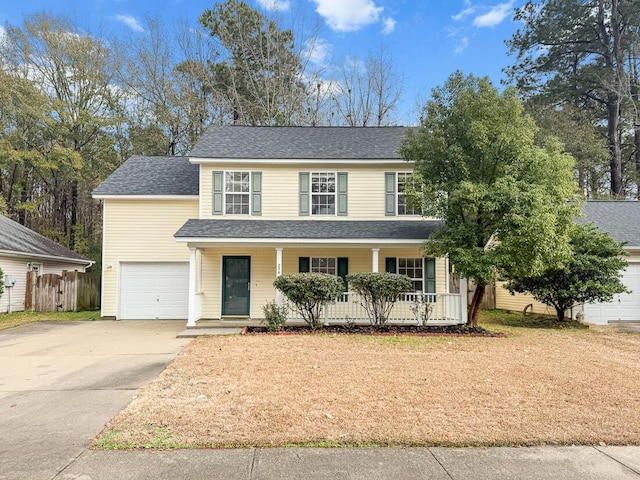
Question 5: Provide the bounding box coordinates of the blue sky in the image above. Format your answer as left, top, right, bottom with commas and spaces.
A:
0, 0, 524, 124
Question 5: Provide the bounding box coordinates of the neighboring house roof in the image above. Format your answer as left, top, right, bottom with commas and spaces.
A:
92, 156, 199, 197
189, 126, 411, 159
579, 201, 640, 248
0, 215, 91, 264
175, 219, 440, 242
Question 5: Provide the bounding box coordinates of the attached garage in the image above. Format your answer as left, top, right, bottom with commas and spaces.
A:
583, 262, 640, 325
119, 262, 189, 319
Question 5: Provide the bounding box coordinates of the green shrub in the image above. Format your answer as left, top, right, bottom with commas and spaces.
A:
273, 273, 344, 329
0, 267, 4, 297
262, 300, 288, 331
347, 272, 413, 328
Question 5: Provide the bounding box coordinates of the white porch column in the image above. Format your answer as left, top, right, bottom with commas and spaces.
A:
187, 247, 202, 327
371, 248, 380, 273
275, 247, 283, 306
444, 255, 450, 294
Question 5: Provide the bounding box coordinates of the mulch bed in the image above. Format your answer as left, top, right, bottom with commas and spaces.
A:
244, 324, 504, 337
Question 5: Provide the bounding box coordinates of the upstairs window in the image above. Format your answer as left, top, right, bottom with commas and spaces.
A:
225, 171, 250, 215
397, 173, 420, 216
311, 172, 336, 215
213, 171, 261, 216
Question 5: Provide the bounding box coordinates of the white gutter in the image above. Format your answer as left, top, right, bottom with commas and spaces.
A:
0, 249, 93, 266
92, 195, 198, 200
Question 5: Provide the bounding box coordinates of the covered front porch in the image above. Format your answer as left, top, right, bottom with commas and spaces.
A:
174, 219, 468, 327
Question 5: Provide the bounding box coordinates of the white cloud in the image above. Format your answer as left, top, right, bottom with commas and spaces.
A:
454, 37, 469, 53
114, 14, 145, 33
473, 1, 515, 27
312, 0, 383, 32
452, 6, 476, 21
256, 0, 291, 11
304, 38, 333, 66
381, 17, 396, 35
0, 25, 5, 41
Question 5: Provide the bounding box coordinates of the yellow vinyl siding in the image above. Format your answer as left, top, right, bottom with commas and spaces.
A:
199, 164, 423, 220
494, 281, 554, 316
101, 198, 197, 317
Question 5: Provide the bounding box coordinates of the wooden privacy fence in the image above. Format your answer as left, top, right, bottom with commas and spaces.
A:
25, 271, 100, 312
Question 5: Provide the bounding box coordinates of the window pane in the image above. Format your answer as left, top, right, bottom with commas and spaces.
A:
224, 172, 251, 214
310, 257, 337, 275
398, 257, 423, 292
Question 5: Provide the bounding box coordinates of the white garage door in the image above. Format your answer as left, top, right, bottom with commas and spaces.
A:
120, 262, 189, 319
584, 263, 640, 325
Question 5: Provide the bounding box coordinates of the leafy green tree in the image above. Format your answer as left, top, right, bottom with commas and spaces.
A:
505, 222, 628, 322
346, 273, 413, 328
199, 0, 307, 125
526, 102, 610, 198
1, 13, 122, 252
273, 273, 343, 329
506, 0, 640, 197
400, 72, 578, 326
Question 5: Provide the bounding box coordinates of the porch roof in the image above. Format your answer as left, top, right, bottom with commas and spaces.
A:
174, 219, 440, 245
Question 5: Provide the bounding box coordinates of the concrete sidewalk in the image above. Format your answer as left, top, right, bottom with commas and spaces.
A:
55, 445, 640, 479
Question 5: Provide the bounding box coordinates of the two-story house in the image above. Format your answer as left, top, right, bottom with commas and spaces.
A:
93, 126, 467, 326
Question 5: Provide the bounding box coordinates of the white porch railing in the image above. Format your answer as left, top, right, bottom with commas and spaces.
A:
286, 291, 466, 326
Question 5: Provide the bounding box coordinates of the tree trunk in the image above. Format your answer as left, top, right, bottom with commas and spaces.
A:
69, 179, 78, 251
607, 92, 623, 197
468, 283, 485, 327
554, 305, 566, 323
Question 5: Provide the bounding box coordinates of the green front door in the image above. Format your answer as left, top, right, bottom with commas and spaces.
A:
222, 256, 251, 316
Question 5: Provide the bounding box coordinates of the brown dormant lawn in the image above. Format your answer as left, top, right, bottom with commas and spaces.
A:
95, 315, 640, 448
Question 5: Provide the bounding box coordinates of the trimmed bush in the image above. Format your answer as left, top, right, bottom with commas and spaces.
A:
347, 272, 413, 328
262, 300, 288, 331
273, 273, 344, 329
0, 267, 3, 297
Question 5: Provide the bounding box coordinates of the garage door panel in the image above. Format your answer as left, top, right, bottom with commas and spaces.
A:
120, 262, 189, 320
584, 264, 640, 324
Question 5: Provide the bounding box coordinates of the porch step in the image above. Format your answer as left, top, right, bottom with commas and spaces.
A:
190, 319, 262, 328
177, 327, 244, 338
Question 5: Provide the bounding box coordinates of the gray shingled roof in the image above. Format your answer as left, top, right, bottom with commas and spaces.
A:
92, 156, 199, 196
0, 215, 90, 262
189, 126, 410, 159
580, 201, 640, 247
175, 219, 440, 240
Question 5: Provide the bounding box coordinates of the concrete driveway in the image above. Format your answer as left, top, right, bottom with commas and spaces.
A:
0, 320, 189, 480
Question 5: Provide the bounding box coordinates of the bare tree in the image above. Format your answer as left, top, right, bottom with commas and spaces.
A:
331, 44, 402, 127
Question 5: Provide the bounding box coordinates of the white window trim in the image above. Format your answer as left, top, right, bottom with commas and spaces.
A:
396, 257, 424, 293
397, 172, 420, 216
28, 262, 43, 276
224, 170, 252, 216
310, 257, 338, 275
310, 171, 337, 217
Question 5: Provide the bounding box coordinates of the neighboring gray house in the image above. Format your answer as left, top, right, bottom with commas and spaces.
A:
0, 215, 93, 313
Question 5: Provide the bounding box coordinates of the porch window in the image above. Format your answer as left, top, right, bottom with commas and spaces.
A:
386, 257, 436, 293
397, 173, 420, 215
311, 257, 337, 274
311, 172, 336, 215
225, 171, 250, 215
398, 258, 423, 292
